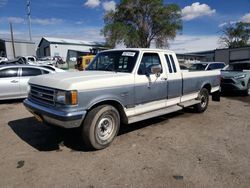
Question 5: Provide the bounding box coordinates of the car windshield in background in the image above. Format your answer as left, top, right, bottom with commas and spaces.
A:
223, 63, 250, 71
189, 63, 207, 71
86, 51, 139, 73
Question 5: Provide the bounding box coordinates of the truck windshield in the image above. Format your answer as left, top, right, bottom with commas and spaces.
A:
86, 51, 139, 73
189, 63, 208, 71
222, 63, 250, 71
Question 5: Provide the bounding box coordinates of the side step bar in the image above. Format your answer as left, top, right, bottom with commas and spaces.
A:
127, 99, 201, 124
128, 105, 182, 124
178, 99, 200, 108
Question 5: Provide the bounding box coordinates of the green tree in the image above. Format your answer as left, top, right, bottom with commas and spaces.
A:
219, 22, 250, 48
102, 0, 182, 48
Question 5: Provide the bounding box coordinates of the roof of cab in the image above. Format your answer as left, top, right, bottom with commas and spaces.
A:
103, 48, 175, 54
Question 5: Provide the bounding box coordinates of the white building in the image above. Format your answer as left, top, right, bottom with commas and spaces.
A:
0, 38, 36, 59
36, 37, 107, 62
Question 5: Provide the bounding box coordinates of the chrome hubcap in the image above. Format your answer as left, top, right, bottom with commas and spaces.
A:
200, 95, 207, 108
97, 116, 114, 141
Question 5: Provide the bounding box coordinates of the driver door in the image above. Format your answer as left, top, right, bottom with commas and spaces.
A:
134, 52, 168, 115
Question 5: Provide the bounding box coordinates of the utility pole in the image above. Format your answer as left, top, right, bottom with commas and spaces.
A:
27, 0, 32, 41
10, 22, 16, 58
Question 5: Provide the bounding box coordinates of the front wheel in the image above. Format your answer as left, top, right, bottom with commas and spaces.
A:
194, 88, 209, 113
82, 105, 120, 150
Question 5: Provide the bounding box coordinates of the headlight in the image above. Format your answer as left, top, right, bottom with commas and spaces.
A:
56, 90, 78, 105
234, 74, 246, 79
56, 91, 67, 104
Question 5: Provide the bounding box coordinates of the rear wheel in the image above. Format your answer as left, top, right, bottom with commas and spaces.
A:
82, 105, 120, 150
194, 88, 209, 113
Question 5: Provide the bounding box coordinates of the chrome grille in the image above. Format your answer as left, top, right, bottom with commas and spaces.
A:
29, 84, 56, 105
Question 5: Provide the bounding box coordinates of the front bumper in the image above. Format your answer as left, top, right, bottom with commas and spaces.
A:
221, 78, 248, 92
23, 99, 86, 128
221, 83, 247, 91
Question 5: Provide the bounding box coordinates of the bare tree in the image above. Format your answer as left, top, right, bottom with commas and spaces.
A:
219, 22, 250, 48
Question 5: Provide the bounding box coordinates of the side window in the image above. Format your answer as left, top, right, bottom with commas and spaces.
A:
218, 63, 225, 69
22, 68, 42, 76
169, 55, 177, 73
165, 55, 173, 73
208, 64, 222, 70
42, 70, 50, 74
138, 53, 162, 75
0, 68, 18, 78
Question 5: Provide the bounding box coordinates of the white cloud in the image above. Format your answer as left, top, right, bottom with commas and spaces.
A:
84, 0, 100, 8
8, 17, 25, 24
32, 18, 63, 25
1, 17, 63, 25
218, 21, 237, 28
182, 2, 216, 21
218, 12, 250, 27
0, 0, 7, 7
102, 1, 116, 12
75, 21, 84, 25
0, 30, 23, 35
169, 35, 219, 53
240, 13, 250, 23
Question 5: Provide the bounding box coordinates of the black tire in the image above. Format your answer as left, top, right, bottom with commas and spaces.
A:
194, 88, 209, 113
82, 105, 120, 150
245, 81, 250, 96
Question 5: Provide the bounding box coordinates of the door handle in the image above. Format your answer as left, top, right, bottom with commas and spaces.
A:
161, 77, 168, 81
11, 80, 18, 83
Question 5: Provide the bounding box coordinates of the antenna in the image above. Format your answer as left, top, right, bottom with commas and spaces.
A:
27, 0, 32, 41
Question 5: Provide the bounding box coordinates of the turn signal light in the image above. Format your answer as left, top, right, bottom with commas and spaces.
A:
70, 91, 78, 105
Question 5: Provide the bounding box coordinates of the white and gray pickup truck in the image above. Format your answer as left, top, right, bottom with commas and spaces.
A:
24, 48, 221, 149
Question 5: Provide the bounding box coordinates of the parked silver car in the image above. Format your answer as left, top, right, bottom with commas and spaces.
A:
189, 62, 226, 71
0, 65, 56, 100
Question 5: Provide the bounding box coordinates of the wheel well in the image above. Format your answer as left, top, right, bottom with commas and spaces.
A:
202, 84, 211, 94
88, 100, 128, 124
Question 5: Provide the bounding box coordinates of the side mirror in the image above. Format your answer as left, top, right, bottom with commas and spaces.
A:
151, 65, 162, 77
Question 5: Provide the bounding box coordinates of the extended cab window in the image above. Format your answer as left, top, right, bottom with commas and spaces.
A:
0, 68, 18, 78
138, 53, 162, 75
22, 68, 42, 76
165, 55, 173, 73
87, 51, 139, 73
169, 55, 177, 73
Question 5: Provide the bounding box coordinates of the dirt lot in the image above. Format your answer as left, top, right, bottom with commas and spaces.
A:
0, 95, 249, 188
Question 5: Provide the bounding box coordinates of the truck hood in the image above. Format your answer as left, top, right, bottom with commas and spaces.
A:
29, 71, 132, 91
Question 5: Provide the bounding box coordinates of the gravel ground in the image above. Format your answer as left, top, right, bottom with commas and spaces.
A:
0, 95, 249, 188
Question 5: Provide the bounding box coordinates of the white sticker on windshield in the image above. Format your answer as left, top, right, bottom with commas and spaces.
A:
122, 52, 136, 57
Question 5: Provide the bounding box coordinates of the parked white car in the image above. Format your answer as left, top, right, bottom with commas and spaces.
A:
0, 65, 57, 100
38, 65, 66, 73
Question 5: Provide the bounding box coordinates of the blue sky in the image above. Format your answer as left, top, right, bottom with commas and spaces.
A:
0, 0, 250, 52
